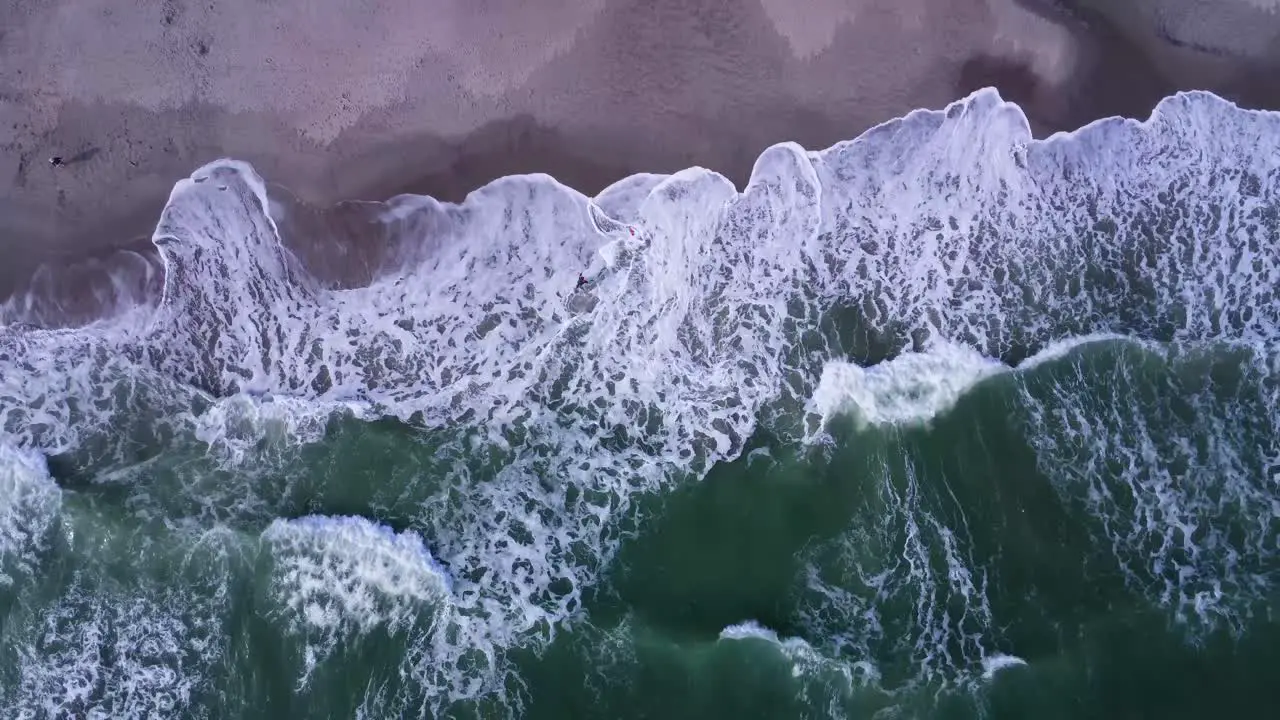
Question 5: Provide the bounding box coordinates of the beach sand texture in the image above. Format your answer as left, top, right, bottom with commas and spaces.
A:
2, 0, 1279, 301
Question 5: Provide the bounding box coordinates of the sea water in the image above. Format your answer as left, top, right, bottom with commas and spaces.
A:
1, 87, 1278, 718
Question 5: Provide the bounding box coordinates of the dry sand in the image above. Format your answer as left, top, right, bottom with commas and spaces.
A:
3, 0, 1280, 304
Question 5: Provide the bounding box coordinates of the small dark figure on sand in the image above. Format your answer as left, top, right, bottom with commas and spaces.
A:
49, 156, 64, 167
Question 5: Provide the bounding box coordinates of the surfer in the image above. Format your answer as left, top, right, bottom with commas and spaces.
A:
576, 273, 590, 290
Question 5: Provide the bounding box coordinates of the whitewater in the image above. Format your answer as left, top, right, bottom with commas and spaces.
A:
1, 87, 1278, 718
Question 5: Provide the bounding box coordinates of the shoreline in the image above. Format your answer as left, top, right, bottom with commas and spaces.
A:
4, 0, 1280, 307
2, 82, 1265, 331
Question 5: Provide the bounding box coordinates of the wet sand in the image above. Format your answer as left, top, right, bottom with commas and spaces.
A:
3, 0, 1280, 309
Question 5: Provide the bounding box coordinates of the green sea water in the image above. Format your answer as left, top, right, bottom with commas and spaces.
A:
3, 338, 1277, 719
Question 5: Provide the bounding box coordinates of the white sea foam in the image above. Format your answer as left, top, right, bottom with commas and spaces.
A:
801, 331, 1159, 436
719, 620, 875, 687
594, 173, 671, 224
1016, 341, 1279, 634
263, 516, 450, 636
262, 515, 479, 712
980, 653, 1027, 680
0, 444, 61, 588
799, 454, 997, 695
806, 342, 1006, 434
7, 590, 217, 720
1015, 332, 1140, 371
1, 86, 1278, 711
186, 393, 375, 465
2, 523, 239, 720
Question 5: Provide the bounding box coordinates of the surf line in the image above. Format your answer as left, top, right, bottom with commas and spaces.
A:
565, 223, 645, 302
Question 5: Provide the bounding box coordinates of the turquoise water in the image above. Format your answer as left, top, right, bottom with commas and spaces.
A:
2, 88, 1280, 717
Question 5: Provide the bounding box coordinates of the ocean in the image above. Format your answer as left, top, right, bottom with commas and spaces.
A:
1, 87, 1278, 719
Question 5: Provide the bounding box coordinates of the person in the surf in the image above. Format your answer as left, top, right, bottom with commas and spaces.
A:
576, 273, 590, 291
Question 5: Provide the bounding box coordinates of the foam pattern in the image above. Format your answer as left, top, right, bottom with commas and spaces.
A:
0, 445, 61, 590
0, 522, 239, 719
2, 87, 1279, 711
1016, 340, 1280, 634
260, 516, 524, 717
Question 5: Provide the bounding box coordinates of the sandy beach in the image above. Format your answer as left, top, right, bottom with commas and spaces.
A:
3, 0, 1280, 305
